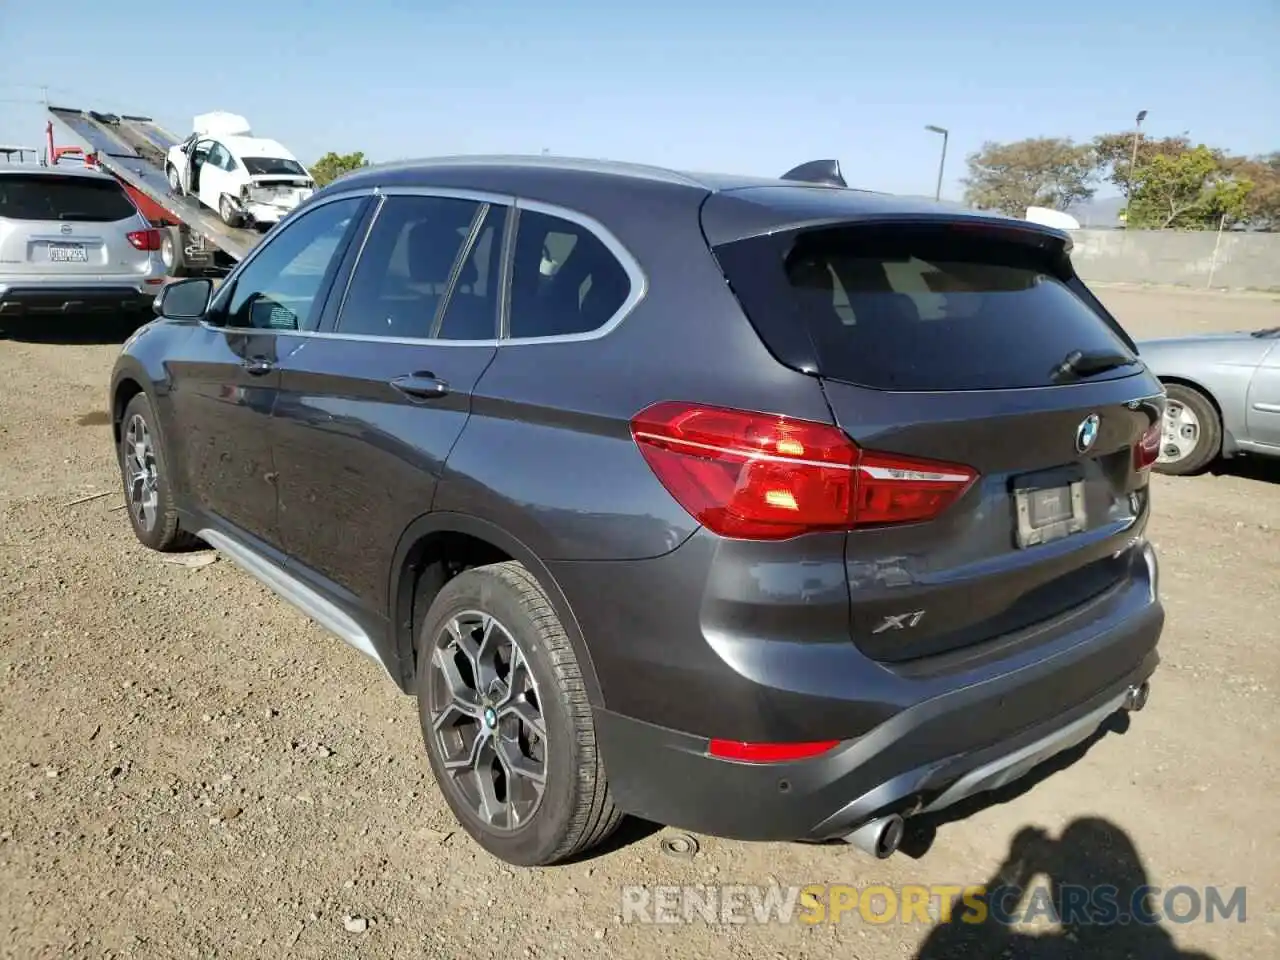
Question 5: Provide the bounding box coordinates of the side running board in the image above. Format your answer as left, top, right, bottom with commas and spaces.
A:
196, 528, 385, 670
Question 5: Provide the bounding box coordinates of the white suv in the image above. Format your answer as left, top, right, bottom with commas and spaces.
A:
0, 165, 166, 331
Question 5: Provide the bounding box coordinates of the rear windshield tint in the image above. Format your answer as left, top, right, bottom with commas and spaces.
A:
0, 174, 138, 223
717, 224, 1137, 391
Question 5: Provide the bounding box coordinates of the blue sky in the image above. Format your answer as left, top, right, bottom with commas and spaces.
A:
1, 0, 1275, 199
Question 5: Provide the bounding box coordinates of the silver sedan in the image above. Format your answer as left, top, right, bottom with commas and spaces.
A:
1136, 326, 1280, 474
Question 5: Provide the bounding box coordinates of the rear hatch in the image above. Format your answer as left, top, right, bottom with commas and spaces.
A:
708, 207, 1163, 662
245, 178, 314, 210
0, 171, 151, 278
241, 156, 315, 210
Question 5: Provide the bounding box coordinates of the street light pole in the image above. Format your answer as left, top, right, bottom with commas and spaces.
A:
1123, 109, 1147, 228
925, 125, 948, 201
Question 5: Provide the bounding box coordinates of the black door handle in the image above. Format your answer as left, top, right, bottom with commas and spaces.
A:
390, 372, 450, 401
243, 357, 274, 376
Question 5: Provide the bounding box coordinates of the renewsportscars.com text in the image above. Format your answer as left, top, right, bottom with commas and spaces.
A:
619, 883, 1247, 927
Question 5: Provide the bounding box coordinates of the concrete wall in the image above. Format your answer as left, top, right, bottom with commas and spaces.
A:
1067, 229, 1280, 291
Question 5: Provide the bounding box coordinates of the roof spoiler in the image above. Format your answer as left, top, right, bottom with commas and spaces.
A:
780, 159, 847, 188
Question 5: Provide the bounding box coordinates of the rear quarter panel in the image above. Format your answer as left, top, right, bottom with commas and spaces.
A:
1138, 337, 1267, 446
433, 186, 838, 562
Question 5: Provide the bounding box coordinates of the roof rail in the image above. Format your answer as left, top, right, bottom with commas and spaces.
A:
780, 159, 847, 188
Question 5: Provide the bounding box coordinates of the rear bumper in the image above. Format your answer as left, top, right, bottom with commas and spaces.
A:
593, 599, 1160, 841
0, 282, 158, 317
243, 202, 291, 225
556, 529, 1164, 842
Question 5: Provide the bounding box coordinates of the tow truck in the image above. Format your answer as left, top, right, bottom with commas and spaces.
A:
44, 105, 267, 277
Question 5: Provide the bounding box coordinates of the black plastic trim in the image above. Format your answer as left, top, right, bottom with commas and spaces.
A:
387, 510, 603, 703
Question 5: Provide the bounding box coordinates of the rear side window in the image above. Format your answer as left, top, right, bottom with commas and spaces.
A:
508, 209, 632, 339
0, 174, 137, 223
717, 224, 1137, 391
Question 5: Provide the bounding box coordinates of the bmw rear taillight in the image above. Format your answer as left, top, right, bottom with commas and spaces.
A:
629, 401, 977, 540
1134, 420, 1161, 471
127, 228, 162, 251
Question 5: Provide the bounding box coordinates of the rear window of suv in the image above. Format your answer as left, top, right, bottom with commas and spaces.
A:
716, 223, 1138, 392
0, 173, 138, 223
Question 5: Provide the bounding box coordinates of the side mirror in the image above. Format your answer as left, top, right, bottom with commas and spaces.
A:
155, 277, 213, 319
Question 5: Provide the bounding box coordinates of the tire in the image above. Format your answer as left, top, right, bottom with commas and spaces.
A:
416, 560, 622, 866
159, 227, 186, 277
117, 393, 200, 552
167, 164, 183, 195
218, 195, 243, 228
1154, 382, 1221, 476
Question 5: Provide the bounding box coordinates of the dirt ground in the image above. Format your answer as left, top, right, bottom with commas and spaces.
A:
1, 285, 1277, 960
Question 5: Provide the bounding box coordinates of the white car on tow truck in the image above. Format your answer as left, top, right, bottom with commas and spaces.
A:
164, 112, 315, 229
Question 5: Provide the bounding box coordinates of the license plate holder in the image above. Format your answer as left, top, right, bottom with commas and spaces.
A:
1014, 481, 1086, 548
48, 243, 87, 263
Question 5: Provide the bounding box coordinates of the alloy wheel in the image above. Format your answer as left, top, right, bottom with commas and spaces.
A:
426, 610, 547, 831
124, 414, 160, 533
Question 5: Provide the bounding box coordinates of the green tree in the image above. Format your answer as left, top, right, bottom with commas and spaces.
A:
1125, 145, 1253, 229
1092, 131, 1194, 201
311, 150, 370, 187
1225, 152, 1280, 230
961, 137, 1097, 216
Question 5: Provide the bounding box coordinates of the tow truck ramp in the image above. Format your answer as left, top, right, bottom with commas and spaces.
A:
47, 106, 263, 273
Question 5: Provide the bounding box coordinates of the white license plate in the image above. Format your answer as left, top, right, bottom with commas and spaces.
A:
48, 243, 87, 263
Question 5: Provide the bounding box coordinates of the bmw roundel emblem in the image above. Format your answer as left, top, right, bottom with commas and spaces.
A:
1075, 414, 1100, 453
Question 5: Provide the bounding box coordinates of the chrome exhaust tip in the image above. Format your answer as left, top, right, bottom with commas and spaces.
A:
1124, 681, 1150, 713
845, 814, 905, 859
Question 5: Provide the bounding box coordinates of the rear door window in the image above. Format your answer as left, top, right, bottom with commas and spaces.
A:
208, 142, 236, 172
335, 195, 486, 339
720, 224, 1138, 392
0, 174, 138, 223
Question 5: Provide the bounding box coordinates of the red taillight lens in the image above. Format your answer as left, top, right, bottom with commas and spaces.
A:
708, 738, 841, 763
127, 228, 162, 251
1135, 420, 1161, 471
854, 451, 978, 525
629, 401, 977, 540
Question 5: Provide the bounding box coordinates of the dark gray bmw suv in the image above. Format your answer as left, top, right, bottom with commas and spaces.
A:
110, 155, 1165, 867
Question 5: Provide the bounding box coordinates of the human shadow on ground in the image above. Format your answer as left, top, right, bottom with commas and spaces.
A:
912, 817, 1223, 960
898, 707, 1131, 860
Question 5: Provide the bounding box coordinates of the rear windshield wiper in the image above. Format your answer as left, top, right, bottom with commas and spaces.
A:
1049, 348, 1137, 383
1250, 326, 1280, 339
